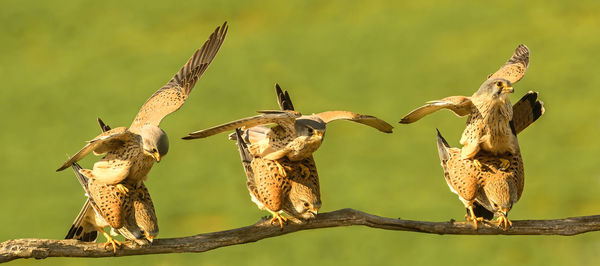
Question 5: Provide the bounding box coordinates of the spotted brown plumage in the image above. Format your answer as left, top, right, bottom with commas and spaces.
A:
183, 84, 393, 163
57, 23, 228, 189
66, 162, 159, 253
437, 130, 523, 230
235, 129, 321, 228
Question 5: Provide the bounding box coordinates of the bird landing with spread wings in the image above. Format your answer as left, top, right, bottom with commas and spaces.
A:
183, 84, 393, 176
400, 44, 532, 169
56, 22, 228, 193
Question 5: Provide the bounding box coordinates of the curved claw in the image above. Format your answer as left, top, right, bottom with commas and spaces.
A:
496, 215, 513, 230
466, 205, 484, 230
499, 158, 510, 170
268, 211, 288, 228
473, 159, 482, 170
299, 164, 311, 178
116, 184, 129, 194
101, 231, 122, 253
274, 161, 288, 177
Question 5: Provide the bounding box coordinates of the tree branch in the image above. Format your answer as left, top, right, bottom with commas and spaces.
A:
2, 208, 600, 263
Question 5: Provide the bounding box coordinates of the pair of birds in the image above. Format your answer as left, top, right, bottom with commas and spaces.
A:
56, 22, 394, 252
401, 44, 544, 229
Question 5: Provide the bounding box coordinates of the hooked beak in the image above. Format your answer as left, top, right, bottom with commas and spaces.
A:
152, 151, 162, 162
314, 131, 324, 138
145, 234, 155, 243
502, 85, 514, 94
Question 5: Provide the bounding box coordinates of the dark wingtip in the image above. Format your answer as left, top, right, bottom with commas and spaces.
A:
181, 135, 193, 140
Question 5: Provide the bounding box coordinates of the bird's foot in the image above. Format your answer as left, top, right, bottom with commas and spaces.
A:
268, 211, 288, 228
101, 231, 122, 253
466, 205, 484, 230
496, 214, 513, 230
116, 184, 129, 195
299, 164, 311, 178
473, 159, 482, 170
274, 160, 287, 177
499, 158, 510, 170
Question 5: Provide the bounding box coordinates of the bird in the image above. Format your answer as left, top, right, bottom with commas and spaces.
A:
436, 129, 523, 230
235, 129, 321, 228
183, 84, 393, 176
65, 118, 158, 253
56, 22, 228, 194
400, 44, 530, 169
65, 162, 159, 253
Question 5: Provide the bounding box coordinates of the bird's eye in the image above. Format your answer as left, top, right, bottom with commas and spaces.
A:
307, 128, 314, 134
493, 203, 498, 208
303, 202, 310, 207
152, 148, 157, 153
495, 81, 503, 87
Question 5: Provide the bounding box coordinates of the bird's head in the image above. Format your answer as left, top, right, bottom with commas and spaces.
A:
474, 78, 514, 104
287, 180, 321, 220
295, 117, 326, 141
140, 125, 169, 162
484, 177, 518, 217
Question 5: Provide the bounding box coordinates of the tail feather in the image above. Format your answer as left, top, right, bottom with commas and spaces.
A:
275, 84, 295, 111
470, 202, 495, 220
436, 129, 450, 162
511, 91, 545, 134
97, 117, 111, 132
65, 199, 98, 242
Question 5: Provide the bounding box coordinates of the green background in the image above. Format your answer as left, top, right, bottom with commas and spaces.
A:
1, 0, 599, 265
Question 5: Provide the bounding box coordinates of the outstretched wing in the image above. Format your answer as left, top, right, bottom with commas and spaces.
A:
511, 91, 545, 135
57, 127, 136, 171
129, 22, 228, 132
275, 84, 295, 111
315, 111, 393, 133
182, 110, 301, 140
487, 44, 530, 84
399, 96, 473, 124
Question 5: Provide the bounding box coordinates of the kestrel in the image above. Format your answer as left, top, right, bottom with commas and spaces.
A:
56, 22, 228, 193
436, 130, 523, 229
65, 162, 159, 253
400, 44, 530, 168
183, 84, 393, 176
235, 129, 321, 228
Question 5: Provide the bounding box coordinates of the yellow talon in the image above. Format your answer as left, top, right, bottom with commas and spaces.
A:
268, 210, 288, 228
473, 159, 482, 170
499, 158, 510, 170
274, 160, 287, 177
496, 214, 513, 230
116, 184, 129, 194
101, 231, 122, 253
466, 205, 484, 230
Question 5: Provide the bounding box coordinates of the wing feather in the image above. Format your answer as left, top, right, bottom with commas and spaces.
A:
400, 96, 473, 124
183, 110, 301, 140
314, 111, 393, 133
129, 22, 228, 132
487, 44, 530, 84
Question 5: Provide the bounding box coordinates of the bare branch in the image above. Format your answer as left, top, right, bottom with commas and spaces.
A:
2, 208, 599, 263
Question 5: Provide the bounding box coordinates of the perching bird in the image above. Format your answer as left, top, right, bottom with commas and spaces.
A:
436, 130, 523, 229
56, 22, 228, 193
65, 162, 158, 253
235, 129, 321, 228
400, 44, 530, 168
183, 84, 393, 176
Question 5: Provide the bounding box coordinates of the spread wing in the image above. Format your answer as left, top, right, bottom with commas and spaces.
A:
487, 44, 530, 84
275, 84, 295, 111
129, 22, 228, 132
57, 127, 136, 171
399, 96, 473, 124
511, 91, 545, 135
182, 110, 301, 140
315, 111, 393, 133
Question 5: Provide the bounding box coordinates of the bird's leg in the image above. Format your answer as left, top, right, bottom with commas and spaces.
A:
496, 214, 513, 230
299, 164, 311, 178
100, 230, 122, 253
466, 205, 484, 230
116, 184, 129, 194
499, 158, 510, 170
267, 210, 288, 228
274, 160, 287, 177
473, 159, 483, 170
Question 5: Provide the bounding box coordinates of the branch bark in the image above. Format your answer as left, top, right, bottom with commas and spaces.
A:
2, 208, 599, 263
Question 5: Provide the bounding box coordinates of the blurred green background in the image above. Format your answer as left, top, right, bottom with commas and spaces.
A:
1, 0, 600, 265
